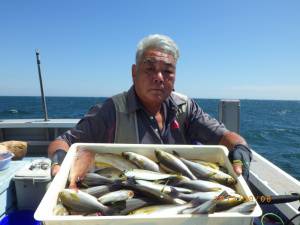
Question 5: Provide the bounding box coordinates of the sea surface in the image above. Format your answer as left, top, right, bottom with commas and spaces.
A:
0, 96, 299, 181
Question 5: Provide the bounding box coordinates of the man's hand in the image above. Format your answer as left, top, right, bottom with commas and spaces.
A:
50, 149, 67, 177
51, 164, 61, 177
48, 140, 69, 177
229, 144, 252, 181
69, 149, 95, 189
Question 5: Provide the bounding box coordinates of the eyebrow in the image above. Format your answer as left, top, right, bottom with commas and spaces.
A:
143, 58, 175, 68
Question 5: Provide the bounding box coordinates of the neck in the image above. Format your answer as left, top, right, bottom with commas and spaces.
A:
143, 102, 161, 116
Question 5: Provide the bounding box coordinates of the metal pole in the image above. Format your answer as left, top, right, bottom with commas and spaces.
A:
35, 49, 49, 121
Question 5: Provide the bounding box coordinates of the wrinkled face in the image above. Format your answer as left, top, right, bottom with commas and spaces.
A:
132, 49, 176, 107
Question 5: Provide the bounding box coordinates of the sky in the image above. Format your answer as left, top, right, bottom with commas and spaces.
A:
0, 0, 300, 100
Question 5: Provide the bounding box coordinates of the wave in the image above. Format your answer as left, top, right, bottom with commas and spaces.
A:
276, 109, 289, 116
0, 109, 31, 115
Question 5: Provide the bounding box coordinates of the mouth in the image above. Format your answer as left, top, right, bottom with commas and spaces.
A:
149, 88, 164, 93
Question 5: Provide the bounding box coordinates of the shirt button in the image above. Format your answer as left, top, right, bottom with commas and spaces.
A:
155, 128, 159, 132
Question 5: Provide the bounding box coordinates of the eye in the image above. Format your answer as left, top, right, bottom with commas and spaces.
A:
145, 66, 155, 74
163, 70, 172, 74
163, 70, 175, 79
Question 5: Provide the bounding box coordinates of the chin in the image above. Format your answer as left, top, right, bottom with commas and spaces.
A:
147, 94, 166, 103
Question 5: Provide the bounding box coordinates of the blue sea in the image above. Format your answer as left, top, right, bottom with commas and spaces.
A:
0, 96, 299, 181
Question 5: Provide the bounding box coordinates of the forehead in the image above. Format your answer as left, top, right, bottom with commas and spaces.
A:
141, 49, 176, 66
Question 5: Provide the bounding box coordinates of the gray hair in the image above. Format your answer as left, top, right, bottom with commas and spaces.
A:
135, 34, 180, 64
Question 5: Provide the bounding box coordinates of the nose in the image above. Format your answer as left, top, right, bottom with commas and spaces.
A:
153, 71, 164, 84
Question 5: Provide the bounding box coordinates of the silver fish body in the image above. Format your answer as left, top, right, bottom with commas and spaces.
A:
98, 190, 134, 204
124, 179, 185, 205
130, 194, 210, 216
224, 201, 256, 213
122, 152, 160, 172
191, 160, 220, 170
123, 169, 177, 181
130, 204, 190, 216
95, 153, 137, 170
82, 185, 115, 198
59, 189, 109, 213
115, 198, 155, 215
94, 167, 123, 179
155, 149, 197, 180
174, 190, 224, 202
215, 193, 245, 211
136, 179, 193, 194
176, 153, 236, 185
177, 179, 236, 193
182, 191, 228, 214
82, 173, 116, 186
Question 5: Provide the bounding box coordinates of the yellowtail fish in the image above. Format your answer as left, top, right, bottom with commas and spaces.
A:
98, 190, 134, 204
135, 179, 193, 194
123, 169, 178, 181
59, 189, 109, 213
81, 173, 117, 187
129, 204, 189, 216
95, 153, 137, 170
224, 201, 256, 213
122, 151, 160, 172
82, 185, 116, 198
182, 191, 228, 214
112, 198, 156, 215
94, 167, 123, 179
171, 189, 224, 203
123, 178, 186, 205
130, 192, 225, 216
215, 193, 245, 211
174, 151, 236, 185
155, 149, 197, 180
191, 160, 220, 170
177, 179, 236, 193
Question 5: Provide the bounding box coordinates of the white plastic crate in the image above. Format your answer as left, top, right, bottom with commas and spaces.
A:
34, 143, 262, 225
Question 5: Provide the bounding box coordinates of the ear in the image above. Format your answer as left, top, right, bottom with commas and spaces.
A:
132, 64, 137, 83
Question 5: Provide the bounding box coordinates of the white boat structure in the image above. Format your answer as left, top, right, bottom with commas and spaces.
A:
0, 100, 299, 225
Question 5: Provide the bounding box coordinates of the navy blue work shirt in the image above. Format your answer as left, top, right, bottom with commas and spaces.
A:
58, 86, 228, 145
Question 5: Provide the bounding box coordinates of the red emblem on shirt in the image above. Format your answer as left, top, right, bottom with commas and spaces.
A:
171, 119, 180, 129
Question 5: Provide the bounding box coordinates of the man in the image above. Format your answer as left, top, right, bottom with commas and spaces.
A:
48, 34, 252, 188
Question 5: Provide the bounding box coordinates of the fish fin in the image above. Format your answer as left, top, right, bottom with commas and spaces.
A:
111, 179, 124, 189
79, 182, 89, 188
214, 191, 230, 202
189, 197, 206, 207
172, 151, 180, 157
102, 206, 120, 216
169, 187, 180, 198
207, 172, 218, 178
126, 177, 137, 186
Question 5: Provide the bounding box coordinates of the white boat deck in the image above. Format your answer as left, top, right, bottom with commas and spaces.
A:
250, 150, 300, 224
1, 118, 299, 223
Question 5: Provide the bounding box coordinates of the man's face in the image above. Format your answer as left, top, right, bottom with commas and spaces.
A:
132, 49, 176, 107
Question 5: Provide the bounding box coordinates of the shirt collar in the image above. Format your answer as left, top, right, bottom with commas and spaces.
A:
126, 86, 185, 113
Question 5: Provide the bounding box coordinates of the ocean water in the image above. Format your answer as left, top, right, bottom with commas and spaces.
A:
0, 96, 299, 181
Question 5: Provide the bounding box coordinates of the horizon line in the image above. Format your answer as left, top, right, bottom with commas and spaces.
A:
0, 95, 299, 101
